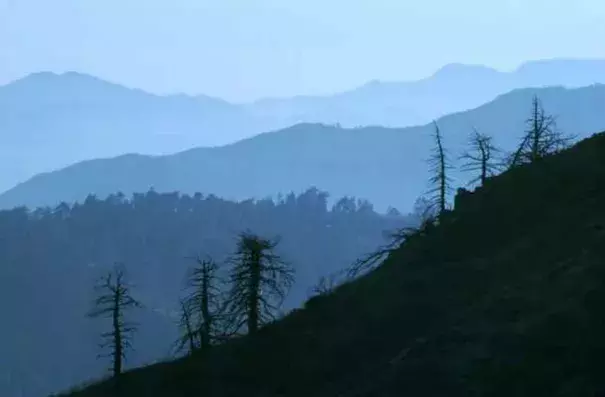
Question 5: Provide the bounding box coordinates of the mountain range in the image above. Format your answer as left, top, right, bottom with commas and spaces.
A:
1, 58, 604, 195
1, 58, 605, 397
2, 84, 605, 213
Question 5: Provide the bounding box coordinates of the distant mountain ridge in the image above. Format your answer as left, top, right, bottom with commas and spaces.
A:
240, 59, 605, 133
3, 84, 605, 213
0, 58, 603, 194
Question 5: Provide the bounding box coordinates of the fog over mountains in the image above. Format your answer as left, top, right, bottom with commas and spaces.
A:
2, 84, 605, 213
0, 56, 604, 397
1, 58, 604, 199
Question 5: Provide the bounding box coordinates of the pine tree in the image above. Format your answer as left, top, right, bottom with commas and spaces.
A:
184, 256, 223, 350
460, 128, 501, 186
427, 122, 453, 217
224, 232, 295, 335
508, 95, 573, 168
88, 265, 142, 380
174, 298, 199, 355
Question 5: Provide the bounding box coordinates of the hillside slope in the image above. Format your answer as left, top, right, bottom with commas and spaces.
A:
4, 84, 605, 212
62, 130, 605, 397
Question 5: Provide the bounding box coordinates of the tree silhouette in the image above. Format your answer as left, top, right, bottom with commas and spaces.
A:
310, 271, 343, 297
174, 298, 199, 356
347, 195, 435, 278
508, 95, 573, 168
88, 265, 142, 381
224, 232, 295, 335
412, 196, 436, 223
347, 216, 434, 278
427, 122, 453, 217
183, 256, 223, 350
460, 128, 501, 186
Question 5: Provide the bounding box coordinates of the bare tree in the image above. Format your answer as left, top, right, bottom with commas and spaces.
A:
460, 128, 501, 186
427, 122, 453, 217
174, 298, 199, 356
412, 196, 437, 223
184, 256, 223, 350
346, 195, 438, 278
310, 271, 343, 297
88, 265, 142, 380
346, 217, 436, 278
508, 95, 574, 168
224, 232, 295, 335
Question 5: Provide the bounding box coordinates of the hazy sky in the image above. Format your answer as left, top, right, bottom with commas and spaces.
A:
1, 0, 604, 102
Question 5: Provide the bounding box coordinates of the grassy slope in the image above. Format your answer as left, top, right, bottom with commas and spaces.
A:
62, 131, 605, 397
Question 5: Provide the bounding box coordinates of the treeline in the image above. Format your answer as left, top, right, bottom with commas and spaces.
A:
0, 187, 408, 397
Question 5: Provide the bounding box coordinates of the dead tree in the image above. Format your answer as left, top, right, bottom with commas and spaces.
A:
88, 265, 142, 380
460, 128, 501, 186
412, 195, 437, 224
346, 195, 437, 278
427, 121, 453, 217
184, 256, 223, 350
224, 232, 295, 335
310, 271, 343, 297
174, 298, 199, 356
508, 95, 574, 168
346, 218, 435, 278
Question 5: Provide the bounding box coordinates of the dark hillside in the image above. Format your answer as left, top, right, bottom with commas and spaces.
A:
60, 130, 605, 396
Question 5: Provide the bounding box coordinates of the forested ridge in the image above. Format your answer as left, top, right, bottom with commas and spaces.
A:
0, 188, 408, 397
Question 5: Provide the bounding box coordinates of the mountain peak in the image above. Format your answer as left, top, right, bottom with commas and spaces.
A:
10, 71, 106, 86
0, 71, 162, 107
431, 63, 500, 79
2, 71, 152, 99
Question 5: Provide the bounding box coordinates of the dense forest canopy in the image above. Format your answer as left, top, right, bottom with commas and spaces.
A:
0, 187, 409, 397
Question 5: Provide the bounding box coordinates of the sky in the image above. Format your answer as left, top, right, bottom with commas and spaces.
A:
0, 0, 604, 102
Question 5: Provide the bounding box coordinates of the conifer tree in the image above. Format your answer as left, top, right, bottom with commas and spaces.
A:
508, 95, 573, 168
88, 265, 142, 380
427, 122, 453, 217
224, 232, 294, 335
174, 298, 199, 355
460, 128, 501, 186
184, 256, 223, 350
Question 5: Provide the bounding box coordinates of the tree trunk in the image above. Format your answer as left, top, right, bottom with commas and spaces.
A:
200, 270, 212, 349
247, 251, 261, 335
112, 292, 122, 378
